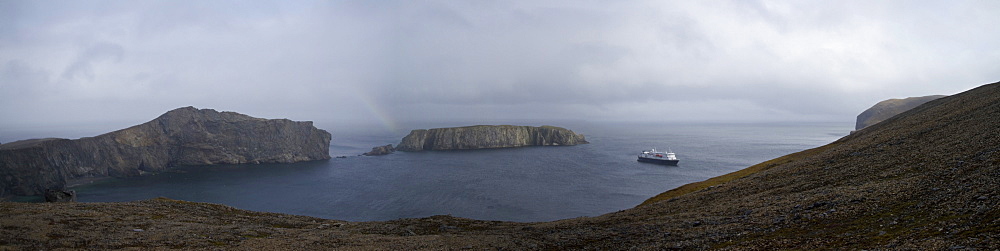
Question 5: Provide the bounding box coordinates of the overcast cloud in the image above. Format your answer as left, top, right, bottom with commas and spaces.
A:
2, 0, 999, 137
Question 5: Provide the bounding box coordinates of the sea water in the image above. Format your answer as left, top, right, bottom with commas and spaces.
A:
60, 122, 849, 222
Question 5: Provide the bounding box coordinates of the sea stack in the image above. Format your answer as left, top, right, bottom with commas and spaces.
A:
396, 125, 588, 152
0, 107, 331, 197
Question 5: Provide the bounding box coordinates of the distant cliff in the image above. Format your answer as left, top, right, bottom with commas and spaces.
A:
396, 125, 587, 152
856, 95, 946, 130
0, 107, 331, 196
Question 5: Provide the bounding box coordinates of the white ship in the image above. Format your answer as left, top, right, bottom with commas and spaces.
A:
637, 148, 679, 166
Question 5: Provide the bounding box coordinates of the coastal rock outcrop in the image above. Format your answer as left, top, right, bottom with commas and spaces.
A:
0, 107, 331, 197
43, 189, 76, 202
856, 95, 945, 130
395, 125, 587, 152
363, 144, 395, 156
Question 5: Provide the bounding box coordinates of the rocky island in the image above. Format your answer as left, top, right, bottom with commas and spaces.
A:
0, 107, 331, 197
395, 125, 588, 151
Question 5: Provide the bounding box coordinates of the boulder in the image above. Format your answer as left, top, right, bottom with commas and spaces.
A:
43, 189, 76, 202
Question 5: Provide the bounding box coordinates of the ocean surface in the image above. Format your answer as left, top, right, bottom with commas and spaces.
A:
54, 122, 847, 222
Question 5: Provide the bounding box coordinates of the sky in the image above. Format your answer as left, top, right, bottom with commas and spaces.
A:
2, 0, 999, 138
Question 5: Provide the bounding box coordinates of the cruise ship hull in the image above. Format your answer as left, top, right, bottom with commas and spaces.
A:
637, 157, 679, 166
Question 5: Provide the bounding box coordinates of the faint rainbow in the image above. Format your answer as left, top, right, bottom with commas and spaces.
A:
353, 88, 399, 132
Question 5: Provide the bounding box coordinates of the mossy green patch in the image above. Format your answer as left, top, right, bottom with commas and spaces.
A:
241, 231, 272, 239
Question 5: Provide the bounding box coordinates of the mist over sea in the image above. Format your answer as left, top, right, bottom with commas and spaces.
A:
55, 122, 851, 222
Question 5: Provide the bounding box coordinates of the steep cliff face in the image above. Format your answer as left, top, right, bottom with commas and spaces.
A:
856, 95, 946, 130
396, 125, 587, 152
0, 107, 331, 196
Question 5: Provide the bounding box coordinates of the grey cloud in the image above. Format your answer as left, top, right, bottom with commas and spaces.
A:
1, 1, 999, 135
61, 42, 125, 81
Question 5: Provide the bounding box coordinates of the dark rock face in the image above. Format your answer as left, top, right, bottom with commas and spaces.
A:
856, 95, 946, 130
363, 144, 395, 156
396, 125, 588, 152
44, 189, 76, 202
0, 107, 331, 196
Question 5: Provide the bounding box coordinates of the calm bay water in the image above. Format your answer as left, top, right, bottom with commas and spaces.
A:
68, 122, 849, 222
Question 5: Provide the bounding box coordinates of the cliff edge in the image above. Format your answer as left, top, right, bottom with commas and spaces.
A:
856, 95, 946, 130
0, 107, 331, 197
395, 125, 588, 152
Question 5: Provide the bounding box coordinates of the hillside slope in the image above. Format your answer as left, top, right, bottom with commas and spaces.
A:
616, 81, 998, 249
1, 82, 997, 249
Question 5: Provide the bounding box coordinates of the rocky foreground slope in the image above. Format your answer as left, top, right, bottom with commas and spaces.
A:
856, 95, 946, 130
0, 107, 331, 197
396, 125, 587, 151
1, 82, 998, 249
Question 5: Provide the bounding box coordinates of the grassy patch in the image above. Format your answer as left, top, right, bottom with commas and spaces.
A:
640, 143, 838, 206
241, 232, 272, 239
153, 197, 198, 204
270, 223, 305, 229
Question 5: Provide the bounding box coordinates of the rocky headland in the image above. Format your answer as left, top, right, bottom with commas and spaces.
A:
395, 125, 588, 152
0, 107, 331, 197
1, 81, 998, 249
856, 95, 946, 130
